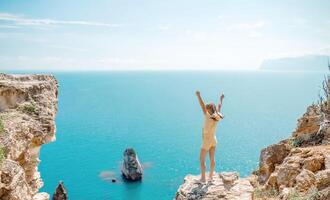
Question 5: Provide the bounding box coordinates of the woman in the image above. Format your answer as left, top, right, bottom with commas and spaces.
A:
196, 91, 224, 182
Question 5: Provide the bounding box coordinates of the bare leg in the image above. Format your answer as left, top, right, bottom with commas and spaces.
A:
208, 146, 216, 181
199, 148, 207, 182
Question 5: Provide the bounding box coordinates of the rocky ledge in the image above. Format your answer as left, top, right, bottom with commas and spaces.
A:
175, 172, 254, 200
0, 74, 58, 200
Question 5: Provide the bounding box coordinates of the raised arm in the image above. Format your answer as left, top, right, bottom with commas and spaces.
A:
217, 93, 225, 112
196, 91, 207, 114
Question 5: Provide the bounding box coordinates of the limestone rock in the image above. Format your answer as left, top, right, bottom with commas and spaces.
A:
278, 187, 292, 199
33, 192, 50, 200
0, 159, 31, 199
315, 169, 330, 190
319, 122, 330, 145
259, 145, 330, 193
175, 172, 254, 200
319, 186, 330, 200
291, 105, 330, 147
302, 155, 324, 172
219, 172, 239, 186
276, 161, 301, 188
325, 155, 330, 169
258, 143, 290, 184
294, 169, 316, 192
121, 148, 143, 181
252, 101, 330, 199
266, 172, 278, 189
52, 181, 68, 200
293, 105, 321, 138
0, 74, 58, 200
245, 174, 258, 188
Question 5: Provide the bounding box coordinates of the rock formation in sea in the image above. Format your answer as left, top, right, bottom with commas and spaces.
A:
175, 75, 330, 199
52, 182, 68, 200
0, 74, 58, 200
121, 148, 143, 181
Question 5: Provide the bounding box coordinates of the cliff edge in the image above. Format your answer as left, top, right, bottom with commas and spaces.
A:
175, 172, 254, 200
0, 74, 58, 200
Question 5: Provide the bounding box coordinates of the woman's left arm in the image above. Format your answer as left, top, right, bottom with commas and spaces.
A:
217, 93, 225, 112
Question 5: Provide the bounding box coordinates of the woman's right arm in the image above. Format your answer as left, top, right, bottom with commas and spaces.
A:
196, 91, 207, 114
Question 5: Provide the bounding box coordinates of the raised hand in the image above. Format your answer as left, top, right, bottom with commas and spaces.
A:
196, 90, 206, 114
218, 92, 225, 112
220, 93, 225, 101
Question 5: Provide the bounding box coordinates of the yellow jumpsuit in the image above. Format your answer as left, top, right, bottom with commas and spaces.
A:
202, 112, 221, 150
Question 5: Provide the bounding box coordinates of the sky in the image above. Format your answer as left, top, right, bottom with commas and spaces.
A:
0, 0, 329, 70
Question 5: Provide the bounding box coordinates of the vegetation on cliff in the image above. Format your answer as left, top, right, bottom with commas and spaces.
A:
319, 68, 330, 118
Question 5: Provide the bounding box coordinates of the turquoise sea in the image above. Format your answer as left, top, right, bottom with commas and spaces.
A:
29, 70, 324, 199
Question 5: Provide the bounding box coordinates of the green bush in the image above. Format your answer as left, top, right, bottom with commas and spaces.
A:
0, 118, 4, 134
307, 187, 321, 200
290, 133, 324, 147
0, 146, 5, 163
19, 102, 38, 115
287, 190, 305, 200
319, 68, 330, 117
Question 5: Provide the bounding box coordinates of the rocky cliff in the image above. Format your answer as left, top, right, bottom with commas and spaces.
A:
0, 74, 58, 200
252, 104, 330, 200
176, 83, 330, 199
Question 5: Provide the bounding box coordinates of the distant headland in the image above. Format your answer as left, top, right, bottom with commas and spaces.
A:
260, 55, 330, 71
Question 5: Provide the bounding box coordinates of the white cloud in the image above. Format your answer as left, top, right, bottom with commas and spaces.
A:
184, 29, 192, 35
183, 30, 211, 41
157, 24, 170, 31
191, 31, 208, 41
48, 44, 88, 52
226, 20, 267, 38
313, 46, 330, 55
0, 25, 19, 29
0, 32, 24, 38
97, 57, 166, 68
226, 21, 266, 31
0, 12, 122, 28
217, 15, 224, 20
291, 17, 309, 27
248, 30, 263, 38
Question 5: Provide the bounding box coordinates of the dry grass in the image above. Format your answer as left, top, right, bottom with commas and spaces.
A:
253, 186, 279, 200
0, 145, 4, 163
319, 68, 330, 118
0, 118, 4, 134
287, 187, 320, 200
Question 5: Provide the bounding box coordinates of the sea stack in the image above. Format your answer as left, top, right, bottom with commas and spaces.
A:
121, 148, 143, 181
52, 181, 68, 200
